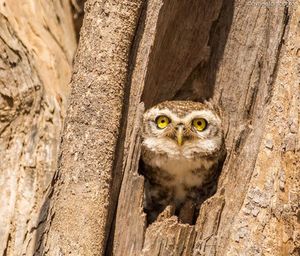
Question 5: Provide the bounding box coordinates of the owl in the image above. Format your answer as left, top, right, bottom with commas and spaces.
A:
141, 100, 225, 223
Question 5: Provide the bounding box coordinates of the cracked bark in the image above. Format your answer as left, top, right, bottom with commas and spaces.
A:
0, 0, 78, 255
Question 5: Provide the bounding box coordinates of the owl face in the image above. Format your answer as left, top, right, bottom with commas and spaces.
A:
142, 101, 224, 160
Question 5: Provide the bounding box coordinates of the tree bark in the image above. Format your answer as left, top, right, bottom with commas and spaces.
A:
2, 0, 299, 255
42, 0, 299, 255
0, 1, 78, 255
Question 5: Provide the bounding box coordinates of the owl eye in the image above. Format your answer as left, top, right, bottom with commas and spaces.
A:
192, 118, 207, 131
155, 115, 170, 129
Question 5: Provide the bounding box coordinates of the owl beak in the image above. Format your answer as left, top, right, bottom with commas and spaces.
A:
176, 125, 184, 146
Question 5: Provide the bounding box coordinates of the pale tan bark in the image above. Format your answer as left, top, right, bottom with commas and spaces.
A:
0, 0, 77, 255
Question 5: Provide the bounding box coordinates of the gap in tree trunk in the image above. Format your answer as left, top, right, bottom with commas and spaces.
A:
141, 0, 234, 108
138, 0, 234, 226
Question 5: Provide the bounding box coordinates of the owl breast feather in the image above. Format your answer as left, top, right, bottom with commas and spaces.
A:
147, 152, 216, 202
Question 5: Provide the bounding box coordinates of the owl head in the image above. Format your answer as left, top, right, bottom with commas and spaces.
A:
142, 100, 224, 160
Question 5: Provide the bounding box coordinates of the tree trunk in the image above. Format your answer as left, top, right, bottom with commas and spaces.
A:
0, 1, 79, 255
2, 0, 299, 255
37, 1, 144, 255
111, 0, 300, 255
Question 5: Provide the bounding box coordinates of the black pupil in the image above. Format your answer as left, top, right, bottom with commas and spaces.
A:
197, 121, 202, 126
161, 119, 165, 123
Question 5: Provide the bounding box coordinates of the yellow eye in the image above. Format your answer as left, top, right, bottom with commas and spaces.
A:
156, 115, 170, 129
192, 118, 207, 131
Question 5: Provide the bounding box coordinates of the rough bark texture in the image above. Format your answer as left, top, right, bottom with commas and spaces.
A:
0, 1, 77, 255
37, 0, 144, 255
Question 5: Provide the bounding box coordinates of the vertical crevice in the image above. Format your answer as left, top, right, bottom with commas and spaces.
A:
70, 0, 87, 41
104, 1, 148, 255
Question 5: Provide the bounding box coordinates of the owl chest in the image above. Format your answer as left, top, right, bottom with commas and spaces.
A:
150, 155, 210, 189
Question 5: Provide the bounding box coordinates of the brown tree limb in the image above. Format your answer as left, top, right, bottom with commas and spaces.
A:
38, 1, 144, 255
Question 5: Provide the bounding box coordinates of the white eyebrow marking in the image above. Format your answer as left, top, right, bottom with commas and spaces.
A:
183, 110, 221, 125
145, 108, 221, 126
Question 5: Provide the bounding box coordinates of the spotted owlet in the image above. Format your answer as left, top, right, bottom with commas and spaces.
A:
141, 100, 225, 223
